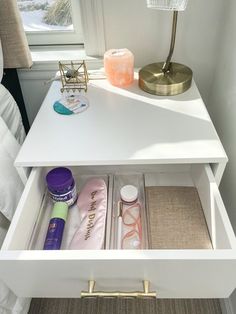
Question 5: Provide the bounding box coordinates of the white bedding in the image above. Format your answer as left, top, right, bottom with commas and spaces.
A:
0, 213, 9, 248
0, 284, 29, 314
0, 70, 30, 312
0, 116, 24, 221
0, 84, 25, 145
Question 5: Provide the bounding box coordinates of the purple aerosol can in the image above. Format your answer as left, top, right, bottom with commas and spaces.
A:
43, 202, 68, 250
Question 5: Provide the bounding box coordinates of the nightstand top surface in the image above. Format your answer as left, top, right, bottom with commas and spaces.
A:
15, 78, 227, 167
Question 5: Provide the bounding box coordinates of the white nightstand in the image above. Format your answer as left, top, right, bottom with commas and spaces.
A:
0, 78, 235, 299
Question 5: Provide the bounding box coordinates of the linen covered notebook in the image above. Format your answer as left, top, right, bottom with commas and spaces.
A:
145, 186, 212, 249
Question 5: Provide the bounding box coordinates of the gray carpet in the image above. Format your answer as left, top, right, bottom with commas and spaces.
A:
29, 298, 222, 314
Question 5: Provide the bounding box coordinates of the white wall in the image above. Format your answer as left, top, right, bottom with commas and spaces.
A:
208, 0, 236, 235
18, 65, 55, 125
208, 0, 236, 311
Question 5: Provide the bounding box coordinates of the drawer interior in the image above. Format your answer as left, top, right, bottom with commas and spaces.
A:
2, 164, 235, 251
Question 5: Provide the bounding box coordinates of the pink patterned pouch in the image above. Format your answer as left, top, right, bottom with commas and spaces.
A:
69, 178, 107, 249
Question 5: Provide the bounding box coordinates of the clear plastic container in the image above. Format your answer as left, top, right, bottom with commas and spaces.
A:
111, 174, 149, 249
28, 173, 112, 250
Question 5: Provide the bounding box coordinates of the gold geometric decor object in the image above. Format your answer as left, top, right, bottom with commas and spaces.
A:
59, 60, 89, 93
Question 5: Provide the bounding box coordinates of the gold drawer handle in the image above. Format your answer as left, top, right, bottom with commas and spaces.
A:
81, 280, 156, 298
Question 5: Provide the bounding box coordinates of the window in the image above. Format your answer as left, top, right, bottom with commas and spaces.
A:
17, 0, 84, 45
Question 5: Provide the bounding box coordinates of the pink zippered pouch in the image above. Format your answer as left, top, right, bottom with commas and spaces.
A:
69, 178, 107, 250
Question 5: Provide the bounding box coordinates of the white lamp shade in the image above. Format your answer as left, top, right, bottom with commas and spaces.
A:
146, 0, 188, 11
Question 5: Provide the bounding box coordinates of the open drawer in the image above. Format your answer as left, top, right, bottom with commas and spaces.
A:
0, 164, 235, 298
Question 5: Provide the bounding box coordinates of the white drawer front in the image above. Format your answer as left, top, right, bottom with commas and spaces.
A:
0, 164, 235, 298
0, 250, 236, 298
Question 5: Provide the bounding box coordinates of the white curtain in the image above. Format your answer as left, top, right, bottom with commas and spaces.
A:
0, 0, 32, 69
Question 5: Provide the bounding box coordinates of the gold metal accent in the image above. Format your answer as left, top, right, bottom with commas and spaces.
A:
81, 280, 156, 298
162, 11, 178, 74
59, 60, 89, 93
139, 11, 192, 96
139, 62, 192, 96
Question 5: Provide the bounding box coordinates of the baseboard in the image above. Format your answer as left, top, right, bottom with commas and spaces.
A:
220, 298, 235, 314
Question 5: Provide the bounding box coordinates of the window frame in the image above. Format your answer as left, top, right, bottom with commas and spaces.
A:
20, 0, 84, 46
79, 0, 106, 56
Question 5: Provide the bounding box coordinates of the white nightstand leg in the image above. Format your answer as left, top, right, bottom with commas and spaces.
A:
211, 162, 227, 186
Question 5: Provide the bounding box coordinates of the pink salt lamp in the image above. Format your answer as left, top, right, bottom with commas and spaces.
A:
104, 49, 134, 87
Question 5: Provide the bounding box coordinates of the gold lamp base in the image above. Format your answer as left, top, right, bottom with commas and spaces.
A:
139, 62, 193, 96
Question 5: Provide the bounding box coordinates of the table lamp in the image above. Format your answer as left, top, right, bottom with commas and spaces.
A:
139, 0, 192, 96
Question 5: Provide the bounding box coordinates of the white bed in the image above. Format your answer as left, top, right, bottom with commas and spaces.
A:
0, 39, 30, 314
